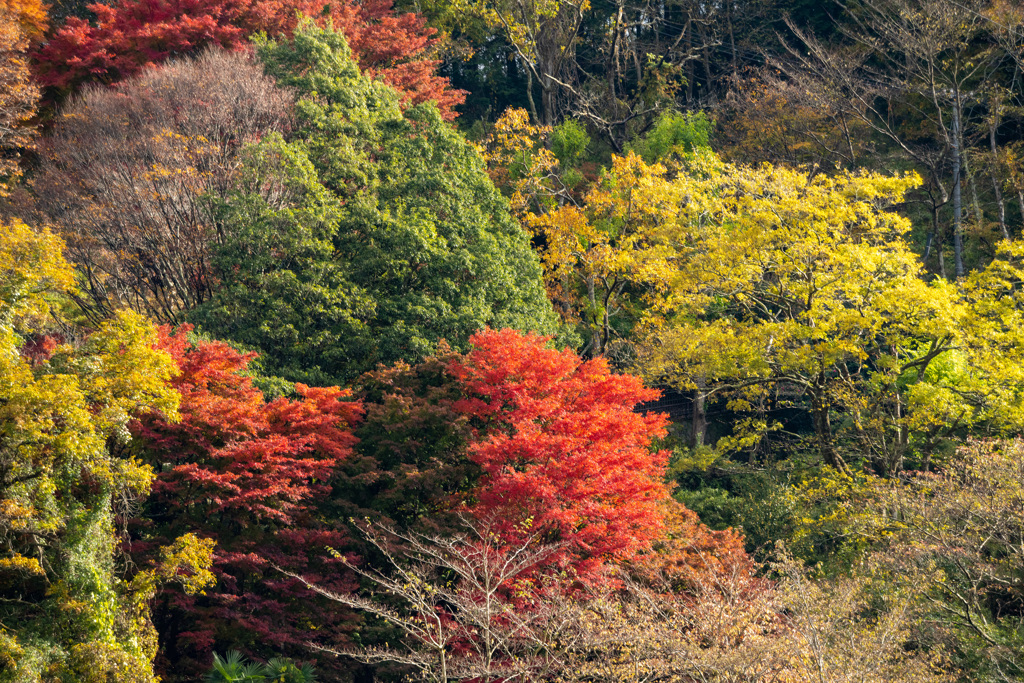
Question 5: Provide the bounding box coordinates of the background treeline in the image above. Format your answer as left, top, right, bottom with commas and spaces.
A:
2, 0, 1024, 682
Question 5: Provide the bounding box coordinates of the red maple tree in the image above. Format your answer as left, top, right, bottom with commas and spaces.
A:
450, 328, 672, 581
33, 0, 464, 118
131, 326, 364, 678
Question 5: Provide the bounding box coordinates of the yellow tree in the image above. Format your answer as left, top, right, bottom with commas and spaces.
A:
481, 107, 561, 215
482, 109, 721, 361
635, 157, 1024, 475
0, 220, 215, 683
0, 0, 45, 195
528, 152, 678, 359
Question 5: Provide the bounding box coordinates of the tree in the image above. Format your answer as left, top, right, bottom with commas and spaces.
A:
526, 152, 679, 359
0, 0, 44, 195
636, 154, 1024, 474
283, 516, 947, 683
473, 0, 588, 126
0, 0, 47, 36
559, 549, 950, 683
480, 110, 717, 361
35, 48, 293, 324
33, 0, 465, 118
780, 0, 1020, 275
193, 23, 560, 384
285, 518, 577, 683
870, 439, 1024, 680
0, 219, 202, 683
451, 328, 671, 579
273, 331, 752, 681
130, 327, 363, 680
714, 68, 872, 170
343, 345, 477, 530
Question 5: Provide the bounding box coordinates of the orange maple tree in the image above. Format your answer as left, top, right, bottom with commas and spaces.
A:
450, 328, 672, 580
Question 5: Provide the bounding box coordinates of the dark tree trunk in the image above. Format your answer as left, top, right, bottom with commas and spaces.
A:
690, 378, 707, 449
811, 384, 849, 475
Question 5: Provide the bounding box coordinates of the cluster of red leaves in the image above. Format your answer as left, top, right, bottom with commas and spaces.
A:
33, 0, 465, 118
131, 326, 364, 678
129, 326, 750, 676
450, 328, 672, 581
140, 325, 361, 521
19, 333, 60, 365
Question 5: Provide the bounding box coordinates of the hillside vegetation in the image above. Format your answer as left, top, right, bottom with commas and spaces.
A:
2, 1, 1024, 681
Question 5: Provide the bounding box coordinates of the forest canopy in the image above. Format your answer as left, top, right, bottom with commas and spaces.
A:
3, 0, 1024, 682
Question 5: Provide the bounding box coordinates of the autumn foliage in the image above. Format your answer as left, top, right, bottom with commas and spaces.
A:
451, 328, 672, 579
131, 326, 363, 677
33, 0, 464, 117
36, 48, 293, 324
0, 0, 44, 194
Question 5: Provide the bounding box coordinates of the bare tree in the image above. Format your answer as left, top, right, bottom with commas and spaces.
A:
280, 517, 577, 683
715, 67, 873, 170
872, 439, 1024, 681
280, 514, 951, 683
779, 0, 1002, 277
35, 48, 293, 324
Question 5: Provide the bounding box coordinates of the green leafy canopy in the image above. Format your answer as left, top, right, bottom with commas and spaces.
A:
193, 21, 560, 385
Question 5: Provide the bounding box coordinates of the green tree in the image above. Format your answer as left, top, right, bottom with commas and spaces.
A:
193, 22, 559, 385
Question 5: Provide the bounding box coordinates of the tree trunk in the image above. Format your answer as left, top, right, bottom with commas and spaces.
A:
587, 274, 600, 358
1018, 187, 1024, 233
963, 150, 984, 232
727, 1, 738, 77
699, 22, 712, 97
609, 4, 622, 102
990, 115, 1010, 240
541, 77, 556, 126
952, 107, 965, 278
524, 64, 540, 125
690, 377, 707, 449
685, 23, 694, 104
811, 385, 848, 475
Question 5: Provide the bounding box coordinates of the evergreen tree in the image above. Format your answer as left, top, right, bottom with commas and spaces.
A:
193, 22, 560, 384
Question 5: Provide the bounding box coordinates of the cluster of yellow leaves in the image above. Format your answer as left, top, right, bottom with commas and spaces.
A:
155, 533, 217, 595
0, 0, 47, 37
57, 642, 159, 683
0, 220, 75, 327
0, 0, 44, 195
528, 152, 679, 355
532, 153, 675, 288
482, 107, 561, 214
0, 219, 183, 682
0, 220, 180, 500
